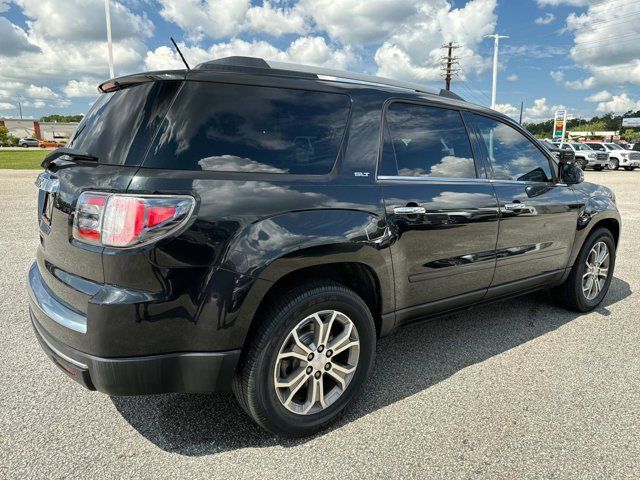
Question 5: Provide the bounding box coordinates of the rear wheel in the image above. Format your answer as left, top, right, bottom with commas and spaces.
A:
233, 281, 376, 437
577, 159, 587, 169
21, 143, 28, 148
552, 228, 615, 312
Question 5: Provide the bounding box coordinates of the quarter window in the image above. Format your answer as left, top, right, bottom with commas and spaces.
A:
380, 103, 476, 178
472, 114, 553, 182
146, 82, 351, 174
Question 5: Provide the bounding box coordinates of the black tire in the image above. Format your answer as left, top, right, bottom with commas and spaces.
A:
593, 165, 604, 171
577, 159, 587, 170
608, 158, 619, 170
623, 166, 633, 171
552, 227, 615, 312
233, 280, 376, 437
21, 144, 28, 148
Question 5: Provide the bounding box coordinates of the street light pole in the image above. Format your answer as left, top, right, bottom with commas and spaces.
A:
104, 0, 114, 78
485, 34, 509, 109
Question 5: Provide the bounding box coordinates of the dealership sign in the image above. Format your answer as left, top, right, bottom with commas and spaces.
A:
553, 110, 567, 140
622, 117, 640, 128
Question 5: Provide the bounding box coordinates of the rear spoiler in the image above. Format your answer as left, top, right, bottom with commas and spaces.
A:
98, 71, 187, 93
42, 148, 98, 169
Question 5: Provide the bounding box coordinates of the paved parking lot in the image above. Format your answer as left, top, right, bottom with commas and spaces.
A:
1, 169, 638, 479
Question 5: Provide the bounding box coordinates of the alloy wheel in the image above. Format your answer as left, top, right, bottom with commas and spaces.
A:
273, 310, 360, 415
582, 241, 610, 300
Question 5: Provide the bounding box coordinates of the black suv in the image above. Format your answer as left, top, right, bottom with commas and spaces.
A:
28, 57, 620, 437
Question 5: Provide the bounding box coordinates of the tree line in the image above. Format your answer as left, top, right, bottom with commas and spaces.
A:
524, 110, 640, 142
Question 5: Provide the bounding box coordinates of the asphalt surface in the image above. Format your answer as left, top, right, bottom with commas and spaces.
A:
1, 169, 638, 479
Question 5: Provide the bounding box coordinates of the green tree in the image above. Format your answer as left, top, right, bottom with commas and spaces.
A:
39, 114, 84, 123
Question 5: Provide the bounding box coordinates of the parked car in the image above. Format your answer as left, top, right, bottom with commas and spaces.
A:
28, 57, 621, 437
18, 138, 39, 148
552, 141, 608, 170
585, 142, 640, 171
38, 140, 64, 148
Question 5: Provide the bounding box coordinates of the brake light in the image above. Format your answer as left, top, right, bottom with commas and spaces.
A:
73, 192, 195, 247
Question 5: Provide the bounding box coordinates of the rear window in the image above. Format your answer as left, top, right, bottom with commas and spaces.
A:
67, 81, 181, 166
144, 82, 351, 174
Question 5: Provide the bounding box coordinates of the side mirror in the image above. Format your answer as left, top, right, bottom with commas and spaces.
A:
560, 162, 584, 185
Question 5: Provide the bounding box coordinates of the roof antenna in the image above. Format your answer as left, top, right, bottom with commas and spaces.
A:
170, 37, 190, 70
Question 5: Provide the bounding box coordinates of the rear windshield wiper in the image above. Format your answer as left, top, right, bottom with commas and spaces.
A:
42, 147, 99, 169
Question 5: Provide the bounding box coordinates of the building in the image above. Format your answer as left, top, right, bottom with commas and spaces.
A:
0, 118, 78, 141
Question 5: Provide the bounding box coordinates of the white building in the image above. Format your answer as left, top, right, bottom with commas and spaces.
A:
0, 118, 79, 140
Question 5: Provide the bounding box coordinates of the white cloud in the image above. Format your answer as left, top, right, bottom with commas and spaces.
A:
299, 0, 418, 44
524, 97, 566, 123
585, 90, 612, 103
0, 17, 40, 56
245, 2, 308, 36
494, 103, 519, 117
595, 93, 640, 114
0, 1, 153, 85
25, 85, 58, 100
506, 74, 518, 82
536, 0, 589, 5
563, 1, 640, 88
145, 37, 356, 72
63, 80, 100, 98
375, 0, 497, 83
535, 13, 555, 25
0, 102, 16, 110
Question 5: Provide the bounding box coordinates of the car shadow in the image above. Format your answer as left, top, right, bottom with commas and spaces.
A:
111, 276, 631, 456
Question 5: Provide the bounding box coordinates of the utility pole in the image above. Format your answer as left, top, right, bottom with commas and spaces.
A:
441, 42, 460, 91
485, 34, 509, 108
18, 102, 22, 119
104, 0, 115, 78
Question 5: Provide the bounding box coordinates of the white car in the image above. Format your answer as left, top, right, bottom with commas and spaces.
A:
552, 142, 608, 170
586, 142, 640, 171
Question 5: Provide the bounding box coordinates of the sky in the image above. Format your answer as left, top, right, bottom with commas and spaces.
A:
0, 0, 639, 123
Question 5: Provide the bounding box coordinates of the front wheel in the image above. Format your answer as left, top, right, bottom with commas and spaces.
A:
624, 166, 636, 171
233, 281, 376, 437
577, 159, 587, 170
608, 158, 619, 170
593, 165, 604, 171
552, 228, 615, 312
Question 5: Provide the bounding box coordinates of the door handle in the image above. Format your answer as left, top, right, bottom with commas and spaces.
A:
394, 206, 426, 215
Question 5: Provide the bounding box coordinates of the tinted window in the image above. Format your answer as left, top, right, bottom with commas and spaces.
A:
472, 115, 552, 182
145, 82, 350, 174
380, 103, 476, 178
587, 143, 605, 151
68, 81, 181, 166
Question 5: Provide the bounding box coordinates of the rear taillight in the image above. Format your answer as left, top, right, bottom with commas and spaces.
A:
73, 192, 195, 248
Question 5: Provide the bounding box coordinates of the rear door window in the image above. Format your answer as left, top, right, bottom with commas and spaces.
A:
67, 81, 181, 166
379, 102, 477, 178
144, 82, 351, 174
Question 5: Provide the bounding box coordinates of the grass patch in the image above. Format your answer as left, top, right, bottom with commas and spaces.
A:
0, 150, 47, 169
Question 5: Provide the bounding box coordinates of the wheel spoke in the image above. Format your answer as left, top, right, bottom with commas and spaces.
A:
277, 350, 309, 363
291, 329, 312, 355
598, 268, 608, 278
326, 363, 355, 391
283, 373, 310, 407
276, 368, 307, 389
328, 322, 357, 355
302, 377, 318, 413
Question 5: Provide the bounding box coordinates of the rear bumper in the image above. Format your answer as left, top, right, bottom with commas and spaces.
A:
28, 261, 241, 395
31, 311, 240, 395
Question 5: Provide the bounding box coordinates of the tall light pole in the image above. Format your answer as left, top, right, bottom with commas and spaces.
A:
485, 34, 508, 108
104, 0, 114, 78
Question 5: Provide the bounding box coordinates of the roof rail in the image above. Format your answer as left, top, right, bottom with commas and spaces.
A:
195, 56, 446, 98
